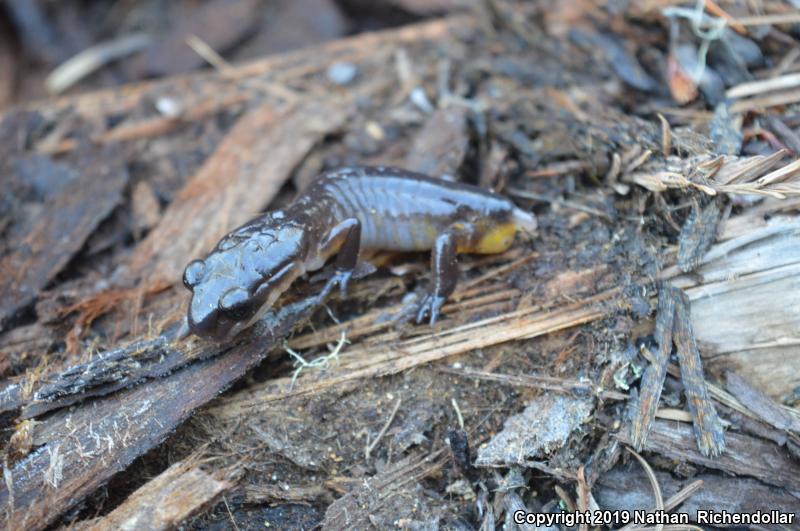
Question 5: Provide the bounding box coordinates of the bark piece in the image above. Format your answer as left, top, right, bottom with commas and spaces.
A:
709, 103, 743, 156
0, 295, 319, 531
84, 461, 232, 531
568, 29, 658, 92
677, 199, 723, 273
322, 453, 444, 530
0, 19, 17, 109
726, 371, 800, 433
0, 147, 128, 330
617, 420, 800, 492
673, 288, 726, 457
14, 335, 188, 418
596, 463, 800, 520
475, 394, 594, 466
404, 106, 470, 179
233, 0, 347, 58
629, 284, 675, 450
141, 0, 261, 76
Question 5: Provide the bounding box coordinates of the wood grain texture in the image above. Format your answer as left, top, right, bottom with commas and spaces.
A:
618, 419, 800, 492
84, 461, 231, 531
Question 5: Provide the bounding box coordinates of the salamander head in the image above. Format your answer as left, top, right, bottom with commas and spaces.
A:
183, 221, 307, 340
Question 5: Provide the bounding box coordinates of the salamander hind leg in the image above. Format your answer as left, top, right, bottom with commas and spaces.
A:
416, 223, 473, 325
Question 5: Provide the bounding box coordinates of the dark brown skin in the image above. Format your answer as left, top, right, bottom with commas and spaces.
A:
183, 166, 537, 340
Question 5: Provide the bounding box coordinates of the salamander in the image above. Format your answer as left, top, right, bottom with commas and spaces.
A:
182, 166, 537, 340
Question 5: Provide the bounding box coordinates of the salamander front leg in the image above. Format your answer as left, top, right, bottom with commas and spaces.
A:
416, 229, 460, 325
319, 218, 361, 299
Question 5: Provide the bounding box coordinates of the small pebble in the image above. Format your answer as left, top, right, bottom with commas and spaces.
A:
326, 62, 358, 85
410, 87, 435, 113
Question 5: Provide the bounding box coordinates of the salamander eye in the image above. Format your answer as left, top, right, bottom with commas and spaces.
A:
183, 260, 206, 289
219, 288, 251, 321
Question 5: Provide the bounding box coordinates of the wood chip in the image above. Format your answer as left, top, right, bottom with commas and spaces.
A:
673, 288, 726, 457
84, 461, 232, 531
629, 284, 676, 451
677, 199, 722, 273
475, 394, 594, 467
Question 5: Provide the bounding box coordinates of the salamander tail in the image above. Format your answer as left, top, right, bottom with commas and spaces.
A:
512, 208, 538, 235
